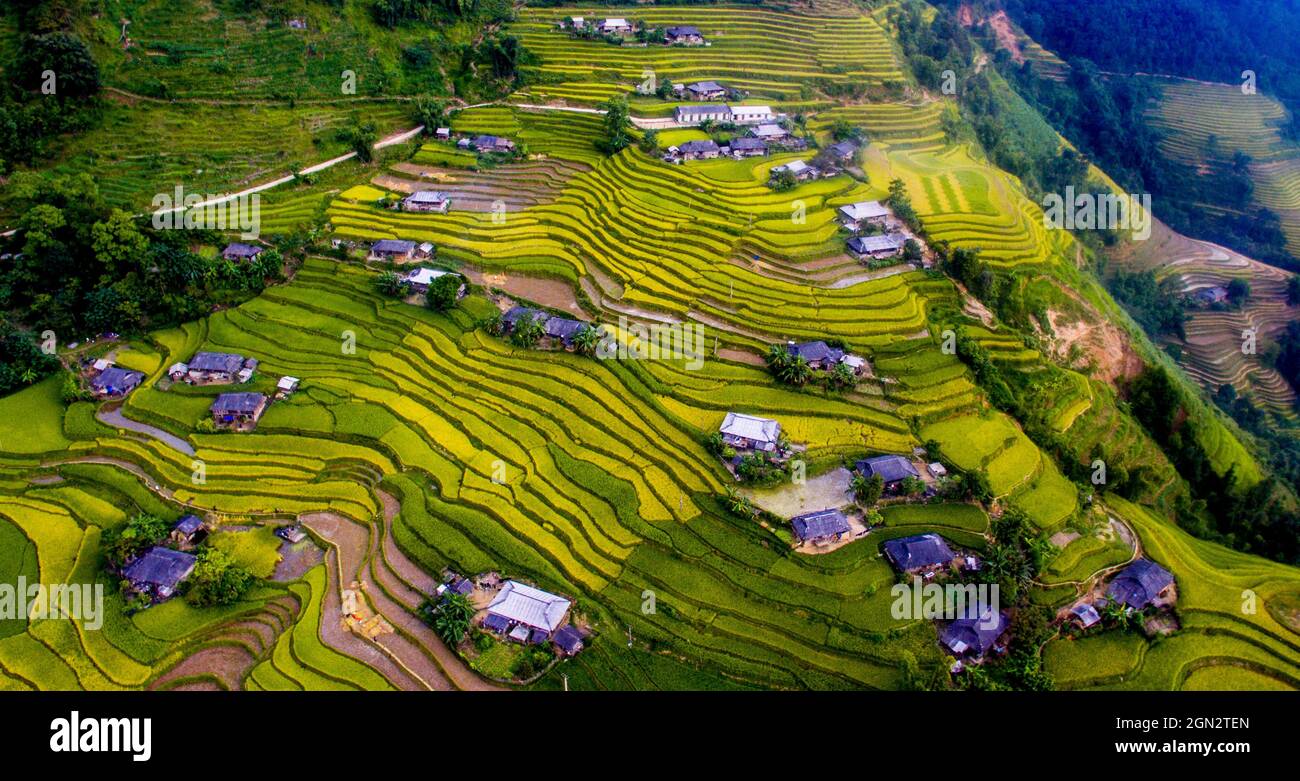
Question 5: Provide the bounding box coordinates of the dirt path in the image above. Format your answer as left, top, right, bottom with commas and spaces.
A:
96, 406, 196, 456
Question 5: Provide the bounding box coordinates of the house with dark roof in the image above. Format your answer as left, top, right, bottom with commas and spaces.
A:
787, 340, 846, 371
856, 454, 921, 489
222, 242, 264, 262
940, 602, 1007, 658
685, 79, 726, 100
369, 239, 417, 261
123, 546, 197, 602
678, 139, 721, 160
211, 392, 268, 430
883, 533, 957, 573
552, 625, 585, 656
731, 137, 767, 157
665, 25, 705, 44
675, 104, 732, 124
187, 351, 247, 384
1106, 559, 1175, 610
790, 508, 851, 545
472, 135, 516, 153
402, 190, 451, 213
169, 515, 207, 549
482, 613, 511, 633
543, 318, 589, 350
827, 140, 859, 161
90, 366, 144, 398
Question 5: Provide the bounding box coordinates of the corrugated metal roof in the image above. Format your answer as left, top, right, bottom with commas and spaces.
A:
486, 580, 571, 632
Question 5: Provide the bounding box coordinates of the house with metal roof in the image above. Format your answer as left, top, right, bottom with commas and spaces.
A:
369, 239, 417, 260
90, 366, 144, 398
472, 134, 516, 153
1070, 602, 1101, 629
883, 533, 957, 573
838, 200, 890, 230
751, 123, 789, 140
485, 580, 572, 635
790, 508, 851, 544
848, 233, 906, 260
940, 602, 1007, 658
404, 267, 464, 297
827, 140, 859, 160
771, 159, 817, 181
222, 242, 264, 262
730, 105, 774, 125
402, 190, 451, 213
1106, 559, 1175, 609
599, 17, 632, 34
1194, 286, 1229, 305
123, 546, 197, 602
211, 392, 268, 429
719, 411, 782, 452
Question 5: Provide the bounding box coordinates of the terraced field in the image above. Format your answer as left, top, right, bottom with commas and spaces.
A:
510, 5, 902, 105
1046, 497, 1300, 690
3, 1, 1297, 692
1146, 79, 1300, 260
1111, 218, 1300, 417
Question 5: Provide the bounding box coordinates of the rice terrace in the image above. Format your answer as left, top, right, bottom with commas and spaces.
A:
1, 0, 1300, 706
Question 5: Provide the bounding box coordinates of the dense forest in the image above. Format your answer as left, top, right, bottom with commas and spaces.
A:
999, 0, 1300, 114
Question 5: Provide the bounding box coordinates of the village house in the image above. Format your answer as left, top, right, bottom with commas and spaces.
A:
276, 525, 308, 544
210, 392, 268, 430
730, 105, 775, 125
719, 411, 782, 452
221, 242, 264, 263
236, 357, 258, 384
786, 340, 866, 374
771, 160, 817, 182
276, 376, 300, 398
839, 200, 890, 230
927, 462, 948, 478
552, 625, 585, 656
543, 317, 589, 350
404, 267, 466, 298
675, 104, 732, 125
856, 454, 921, 492
483, 580, 573, 644
826, 140, 859, 162
599, 17, 633, 35
730, 137, 767, 157
1194, 286, 1229, 305
751, 123, 789, 141
678, 139, 721, 160
435, 127, 451, 140
940, 602, 1008, 659
847, 233, 906, 260
502, 306, 547, 333
370, 239, 417, 261
169, 515, 207, 549
123, 546, 196, 603
186, 351, 247, 384
883, 533, 957, 574
790, 508, 852, 546
665, 25, 705, 45
1106, 559, 1175, 610
472, 134, 516, 153
1069, 602, 1102, 629
90, 366, 145, 398
684, 80, 727, 100
402, 190, 451, 213
417, 242, 435, 259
